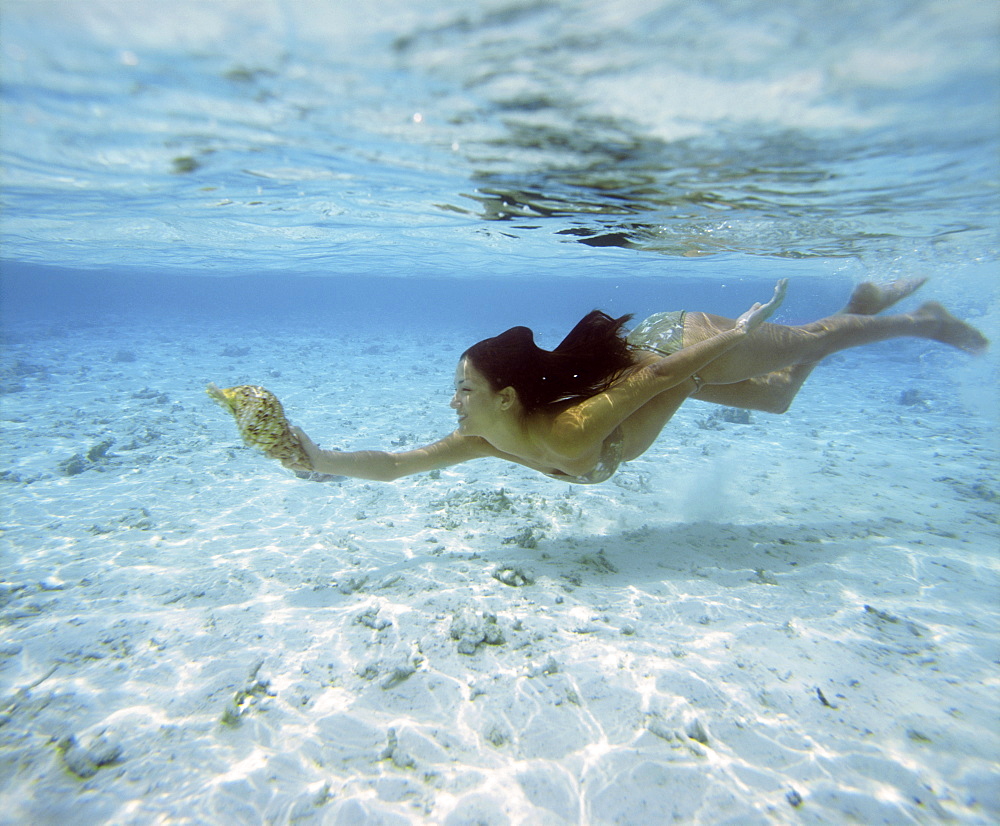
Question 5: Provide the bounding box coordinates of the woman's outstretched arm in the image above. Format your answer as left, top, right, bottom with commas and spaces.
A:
281, 428, 498, 481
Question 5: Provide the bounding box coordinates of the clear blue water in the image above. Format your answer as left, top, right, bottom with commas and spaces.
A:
2, 4, 999, 822
2, 0, 998, 316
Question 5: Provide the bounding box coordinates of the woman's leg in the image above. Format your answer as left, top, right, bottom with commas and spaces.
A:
689, 279, 928, 413
619, 280, 987, 459
686, 282, 987, 411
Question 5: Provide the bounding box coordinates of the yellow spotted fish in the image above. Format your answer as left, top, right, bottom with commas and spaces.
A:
206, 383, 309, 466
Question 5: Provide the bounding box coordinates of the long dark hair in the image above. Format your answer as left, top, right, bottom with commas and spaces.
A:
462, 310, 635, 413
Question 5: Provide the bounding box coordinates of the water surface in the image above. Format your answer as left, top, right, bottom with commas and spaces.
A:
2, 0, 997, 289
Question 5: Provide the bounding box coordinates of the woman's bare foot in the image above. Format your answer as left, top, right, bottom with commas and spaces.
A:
844, 278, 928, 315
913, 302, 990, 354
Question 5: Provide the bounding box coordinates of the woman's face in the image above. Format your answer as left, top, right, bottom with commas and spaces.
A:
450, 358, 502, 435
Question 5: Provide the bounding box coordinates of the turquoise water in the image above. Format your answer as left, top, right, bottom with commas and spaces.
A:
2, 4, 1000, 822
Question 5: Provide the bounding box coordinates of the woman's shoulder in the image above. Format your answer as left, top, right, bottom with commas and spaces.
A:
538, 357, 665, 443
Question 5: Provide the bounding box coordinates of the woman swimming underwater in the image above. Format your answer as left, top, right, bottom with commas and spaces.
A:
280, 279, 988, 484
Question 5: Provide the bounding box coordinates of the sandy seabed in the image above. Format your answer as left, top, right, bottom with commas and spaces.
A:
1, 316, 998, 825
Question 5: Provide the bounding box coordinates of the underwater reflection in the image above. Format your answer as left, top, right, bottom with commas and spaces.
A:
443, 121, 992, 260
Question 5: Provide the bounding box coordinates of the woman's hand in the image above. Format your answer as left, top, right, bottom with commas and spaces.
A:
735, 279, 788, 333
281, 427, 320, 472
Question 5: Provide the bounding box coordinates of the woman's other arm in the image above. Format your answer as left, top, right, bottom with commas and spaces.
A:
548, 280, 787, 450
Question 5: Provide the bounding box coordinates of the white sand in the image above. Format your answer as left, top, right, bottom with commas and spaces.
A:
1, 316, 998, 824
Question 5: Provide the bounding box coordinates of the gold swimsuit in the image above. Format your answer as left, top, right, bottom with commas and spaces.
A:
626, 310, 687, 356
